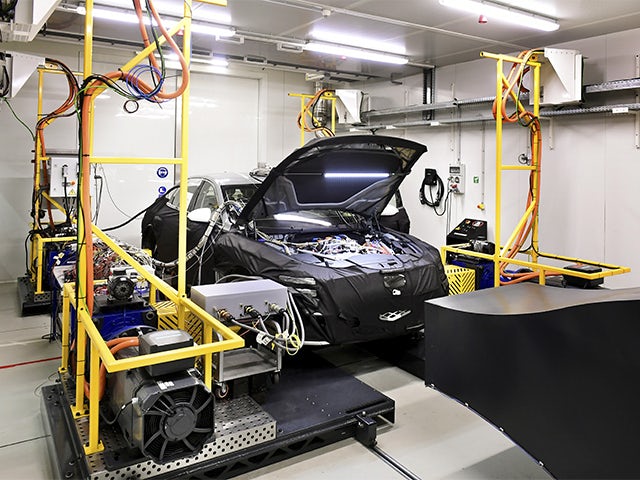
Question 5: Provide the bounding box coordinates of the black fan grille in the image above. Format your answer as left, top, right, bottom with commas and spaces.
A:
141, 384, 214, 463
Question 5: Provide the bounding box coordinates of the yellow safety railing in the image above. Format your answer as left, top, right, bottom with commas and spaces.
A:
67, 0, 242, 456
442, 51, 630, 287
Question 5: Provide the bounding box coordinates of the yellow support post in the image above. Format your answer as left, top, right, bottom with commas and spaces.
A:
493, 55, 503, 287
531, 61, 542, 264
85, 341, 105, 455
30, 69, 45, 284
177, 1, 193, 330
59, 284, 70, 374
71, 312, 87, 418
75, 0, 94, 317
298, 96, 305, 146
35, 236, 44, 293
203, 324, 213, 389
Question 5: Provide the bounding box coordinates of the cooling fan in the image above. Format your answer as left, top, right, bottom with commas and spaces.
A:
134, 377, 214, 463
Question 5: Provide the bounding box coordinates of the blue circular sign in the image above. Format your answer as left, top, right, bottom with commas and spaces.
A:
158, 186, 167, 195
157, 167, 169, 178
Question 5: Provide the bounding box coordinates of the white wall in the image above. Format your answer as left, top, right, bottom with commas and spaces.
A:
358, 27, 640, 288
0, 39, 307, 282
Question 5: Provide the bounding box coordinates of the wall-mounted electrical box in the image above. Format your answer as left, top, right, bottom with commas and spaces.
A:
49, 154, 79, 198
449, 164, 465, 194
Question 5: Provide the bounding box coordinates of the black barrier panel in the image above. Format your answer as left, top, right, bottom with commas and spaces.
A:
425, 283, 640, 479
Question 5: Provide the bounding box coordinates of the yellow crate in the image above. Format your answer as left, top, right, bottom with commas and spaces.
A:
445, 264, 476, 295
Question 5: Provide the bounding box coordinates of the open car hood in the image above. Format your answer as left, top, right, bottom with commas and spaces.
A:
238, 135, 427, 223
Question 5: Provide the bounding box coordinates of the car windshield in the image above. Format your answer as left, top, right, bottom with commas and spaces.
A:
221, 184, 258, 204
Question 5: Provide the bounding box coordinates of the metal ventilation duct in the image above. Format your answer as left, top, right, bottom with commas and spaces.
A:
0, 0, 62, 42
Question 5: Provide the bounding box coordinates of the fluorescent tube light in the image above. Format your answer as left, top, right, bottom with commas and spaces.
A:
93, 0, 232, 24
164, 53, 229, 67
273, 214, 332, 227
90, 7, 140, 24
324, 172, 390, 178
304, 42, 408, 65
310, 30, 406, 55
439, 0, 559, 32
84, 7, 235, 37
190, 22, 236, 37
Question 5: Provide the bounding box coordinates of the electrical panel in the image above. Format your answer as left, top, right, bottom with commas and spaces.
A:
448, 164, 465, 194
49, 155, 79, 197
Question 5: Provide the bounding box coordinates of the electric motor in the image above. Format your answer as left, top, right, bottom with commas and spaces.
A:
105, 331, 214, 463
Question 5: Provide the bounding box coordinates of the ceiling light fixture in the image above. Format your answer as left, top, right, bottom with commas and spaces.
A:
81, 6, 235, 37
310, 30, 406, 55
93, 0, 232, 24
163, 52, 229, 67
304, 42, 408, 65
439, 0, 559, 32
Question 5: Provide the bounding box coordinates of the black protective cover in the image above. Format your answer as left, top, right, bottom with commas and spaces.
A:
213, 230, 448, 344
424, 283, 640, 479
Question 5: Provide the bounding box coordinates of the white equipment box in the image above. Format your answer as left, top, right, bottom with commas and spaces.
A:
191, 279, 289, 319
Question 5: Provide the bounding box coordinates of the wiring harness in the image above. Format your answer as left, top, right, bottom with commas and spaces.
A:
216, 287, 305, 355
296, 88, 336, 138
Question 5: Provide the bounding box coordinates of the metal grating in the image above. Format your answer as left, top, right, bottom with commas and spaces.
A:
585, 77, 640, 94
60, 376, 276, 479
445, 264, 476, 295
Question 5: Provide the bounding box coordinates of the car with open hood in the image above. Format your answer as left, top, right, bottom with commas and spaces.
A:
142, 135, 448, 344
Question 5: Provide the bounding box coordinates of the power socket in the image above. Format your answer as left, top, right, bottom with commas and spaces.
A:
448, 164, 465, 194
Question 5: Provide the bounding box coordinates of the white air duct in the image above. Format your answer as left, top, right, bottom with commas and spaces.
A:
0, 0, 62, 42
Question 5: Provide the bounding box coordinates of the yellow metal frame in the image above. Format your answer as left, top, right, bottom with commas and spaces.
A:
67, 0, 243, 456
33, 236, 75, 294
28, 64, 83, 292
441, 51, 630, 286
289, 91, 337, 146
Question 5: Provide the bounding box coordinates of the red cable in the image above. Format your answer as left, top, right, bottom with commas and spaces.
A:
0, 356, 61, 370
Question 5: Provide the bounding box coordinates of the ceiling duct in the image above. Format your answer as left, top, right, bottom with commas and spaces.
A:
0, 0, 62, 42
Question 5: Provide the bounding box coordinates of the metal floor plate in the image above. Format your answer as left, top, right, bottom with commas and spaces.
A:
57, 376, 276, 480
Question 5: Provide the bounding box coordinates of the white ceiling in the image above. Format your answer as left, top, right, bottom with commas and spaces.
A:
45, 0, 640, 80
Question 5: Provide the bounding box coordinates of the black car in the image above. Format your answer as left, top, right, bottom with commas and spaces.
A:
142, 135, 448, 344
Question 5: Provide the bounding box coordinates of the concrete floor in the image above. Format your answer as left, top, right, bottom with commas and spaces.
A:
0, 281, 552, 480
